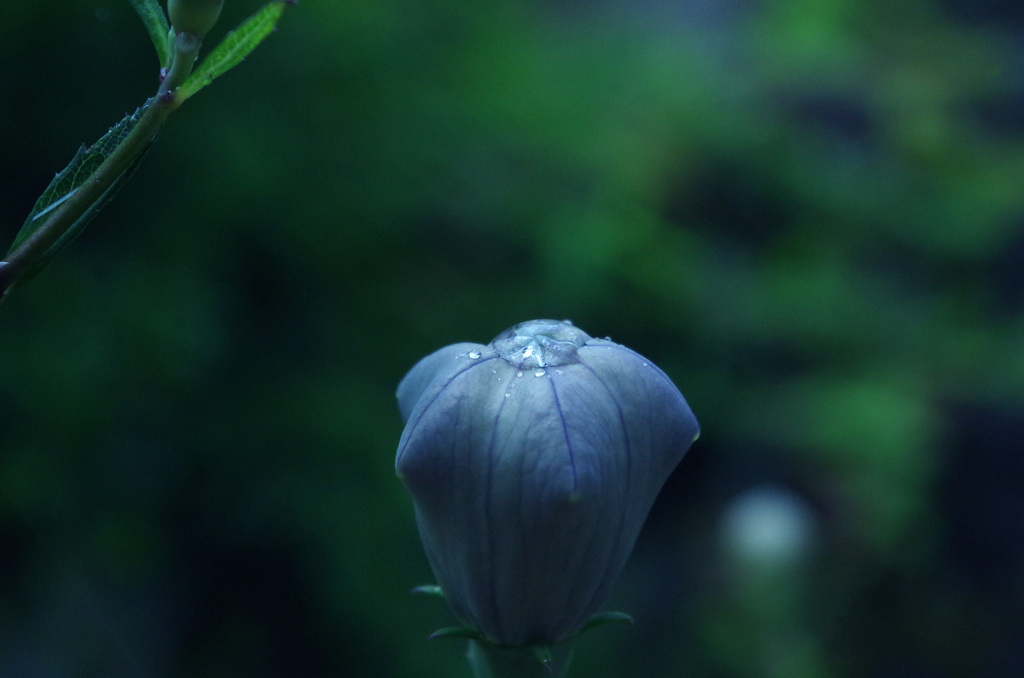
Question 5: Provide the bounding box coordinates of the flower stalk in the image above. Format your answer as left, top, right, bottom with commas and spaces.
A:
0, 29, 201, 298
466, 640, 574, 678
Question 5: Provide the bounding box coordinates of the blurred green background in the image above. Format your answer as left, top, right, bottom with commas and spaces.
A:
2, 0, 1023, 676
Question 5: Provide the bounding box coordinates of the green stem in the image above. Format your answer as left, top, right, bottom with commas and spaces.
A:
0, 31, 202, 297
466, 641, 575, 678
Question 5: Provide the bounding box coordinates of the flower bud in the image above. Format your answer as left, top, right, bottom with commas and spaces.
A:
168, 0, 224, 39
396, 319, 699, 647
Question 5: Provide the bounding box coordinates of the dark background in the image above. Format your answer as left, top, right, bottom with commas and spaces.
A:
1, 1, 1023, 676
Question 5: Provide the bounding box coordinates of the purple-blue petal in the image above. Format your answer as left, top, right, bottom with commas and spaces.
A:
394, 322, 699, 646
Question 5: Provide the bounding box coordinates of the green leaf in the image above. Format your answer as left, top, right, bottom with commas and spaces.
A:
128, 0, 171, 68
176, 1, 291, 103
6, 100, 156, 283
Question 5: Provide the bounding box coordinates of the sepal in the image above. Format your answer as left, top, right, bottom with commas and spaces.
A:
579, 611, 634, 634
411, 584, 445, 597
428, 626, 486, 642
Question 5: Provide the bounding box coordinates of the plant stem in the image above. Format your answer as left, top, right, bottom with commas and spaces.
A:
466, 641, 575, 678
0, 31, 202, 297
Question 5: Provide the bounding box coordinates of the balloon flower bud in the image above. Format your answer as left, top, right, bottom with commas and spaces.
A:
396, 319, 699, 648
168, 0, 224, 39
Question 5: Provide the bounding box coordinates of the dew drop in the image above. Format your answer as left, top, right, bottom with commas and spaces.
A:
468, 351, 481, 359
534, 369, 546, 377
504, 392, 512, 398
516, 371, 523, 378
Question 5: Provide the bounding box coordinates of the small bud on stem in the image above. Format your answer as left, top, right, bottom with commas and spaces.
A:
168, 0, 225, 40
